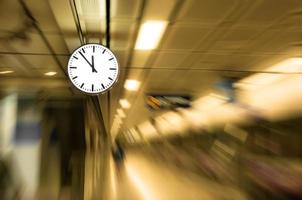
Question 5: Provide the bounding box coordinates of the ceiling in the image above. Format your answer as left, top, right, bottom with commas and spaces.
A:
1, 0, 302, 136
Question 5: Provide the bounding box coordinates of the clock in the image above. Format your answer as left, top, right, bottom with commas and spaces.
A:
67, 44, 119, 94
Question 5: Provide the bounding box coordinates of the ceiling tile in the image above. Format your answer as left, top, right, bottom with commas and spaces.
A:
131, 51, 153, 68
9, 32, 49, 54
162, 25, 210, 50
45, 34, 69, 54
112, 0, 141, 21
23, 55, 59, 69
239, 0, 302, 25
177, 0, 239, 24
113, 50, 130, 68
151, 51, 190, 68
111, 22, 135, 50
191, 53, 266, 71
143, 0, 176, 20
26, 0, 62, 33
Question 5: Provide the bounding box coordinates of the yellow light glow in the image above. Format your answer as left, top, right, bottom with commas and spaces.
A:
135, 21, 168, 50
0, 70, 14, 74
111, 116, 122, 138
119, 99, 131, 109
126, 164, 153, 200
138, 121, 158, 138
114, 115, 123, 125
124, 79, 141, 91
44, 71, 57, 76
110, 157, 117, 199
129, 128, 141, 141
117, 108, 126, 118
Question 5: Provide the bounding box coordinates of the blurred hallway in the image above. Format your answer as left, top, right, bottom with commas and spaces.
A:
1, 0, 302, 199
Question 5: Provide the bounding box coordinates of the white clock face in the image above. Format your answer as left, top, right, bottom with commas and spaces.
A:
67, 44, 119, 94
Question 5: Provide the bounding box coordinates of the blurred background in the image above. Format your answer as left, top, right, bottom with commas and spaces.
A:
1, 0, 302, 199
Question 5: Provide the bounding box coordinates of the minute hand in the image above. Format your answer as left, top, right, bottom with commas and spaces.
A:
79, 52, 98, 73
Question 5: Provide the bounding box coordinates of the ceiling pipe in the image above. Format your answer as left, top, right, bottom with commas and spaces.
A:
69, 0, 86, 45
105, 0, 111, 134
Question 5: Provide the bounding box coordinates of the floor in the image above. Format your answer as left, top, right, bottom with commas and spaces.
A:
110, 150, 248, 200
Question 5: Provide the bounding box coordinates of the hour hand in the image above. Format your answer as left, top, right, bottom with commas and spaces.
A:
91, 55, 97, 73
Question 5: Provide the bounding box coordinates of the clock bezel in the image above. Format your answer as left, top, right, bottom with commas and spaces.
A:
67, 43, 120, 95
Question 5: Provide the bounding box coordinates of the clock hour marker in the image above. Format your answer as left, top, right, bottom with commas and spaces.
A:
93, 46, 95, 53
80, 83, 84, 88
72, 76, 78, 80
92, 84, 94, 91
73, 56, 78, 59
108, 77, 113, 81
109, 68, 116, 70
70, 67, 77, 69
82, 48, 85, 53
101, 84, 105, 89
102, 49, 106, 54
109, 57, 114, 61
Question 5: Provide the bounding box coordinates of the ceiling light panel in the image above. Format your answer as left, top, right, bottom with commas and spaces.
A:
124, 79, 141, 91
117, 108, 126, 118
135, 21, 168, 50
44, 71, 57, 76
0, 70, 14, 74
119, 99, 131, 109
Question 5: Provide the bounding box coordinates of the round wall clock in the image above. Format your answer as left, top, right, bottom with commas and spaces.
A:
67, 44, 119, 95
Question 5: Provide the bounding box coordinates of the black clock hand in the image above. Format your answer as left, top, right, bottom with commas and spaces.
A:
91, 55, 97, 73
79, 52, 97, 73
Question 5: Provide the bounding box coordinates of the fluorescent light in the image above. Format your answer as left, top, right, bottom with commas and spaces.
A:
124, 80, 141, 91
99, 0, 106, 18
237, 57, 302, 91
269, 57, 302, 73
119, 99, 131, 109
117, 108, 126, 118
0, 70, 14, 74
44, 71, 57, 76
135, 20, 168, 50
